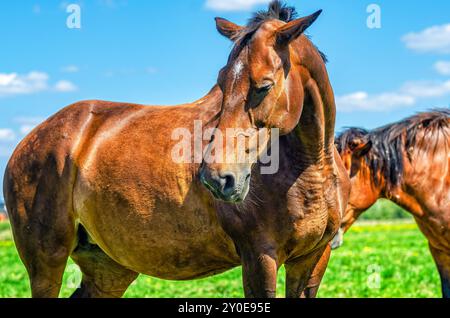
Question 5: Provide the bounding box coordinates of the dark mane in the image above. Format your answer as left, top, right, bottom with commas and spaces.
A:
229, 0, 327, 63
337, 109, 450, 189
249, 0, 298, 28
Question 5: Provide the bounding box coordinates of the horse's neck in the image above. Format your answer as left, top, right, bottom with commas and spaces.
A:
195, 85, 223, 130
292, 38, 336, 166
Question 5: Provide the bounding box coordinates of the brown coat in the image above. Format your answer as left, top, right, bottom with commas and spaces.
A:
334, 110, 450, 298
4, 1, 349, 298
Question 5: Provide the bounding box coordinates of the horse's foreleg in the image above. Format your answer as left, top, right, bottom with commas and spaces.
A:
300, 245, 331, 298
429, 244, 450, 298
285, 246, 329, 298
239, 246, 278, 298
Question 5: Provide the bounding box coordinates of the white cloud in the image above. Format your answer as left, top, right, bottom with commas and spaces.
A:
61, 65, 79, 73
0, 72, 78, 97
403, 24, 450, 54
205, 0, 271, 11
337, 79, 450, 112
336, 92, 415, 112
54, 80, 78, 92
0, 72, 49, 97
434, 61, 450, 75
401, 80, 450, 98
0, 129, 16, 141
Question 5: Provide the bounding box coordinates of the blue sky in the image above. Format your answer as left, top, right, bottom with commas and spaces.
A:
1, 0, 450, 196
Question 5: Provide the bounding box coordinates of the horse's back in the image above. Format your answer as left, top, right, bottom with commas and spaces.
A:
3, 100, 142, 210
3, 100, 150, 244
3, 87, 222, 223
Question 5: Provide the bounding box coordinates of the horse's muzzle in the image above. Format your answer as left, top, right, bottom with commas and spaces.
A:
200, 168, 250, 203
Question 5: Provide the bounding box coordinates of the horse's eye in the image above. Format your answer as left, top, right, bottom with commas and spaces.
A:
247, 82, 274, 109
255, 83, 273, 95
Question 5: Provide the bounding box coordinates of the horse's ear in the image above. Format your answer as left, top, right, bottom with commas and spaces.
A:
350, 137, 372, 157
276, 10, 322, 46
215, 18, 243, 41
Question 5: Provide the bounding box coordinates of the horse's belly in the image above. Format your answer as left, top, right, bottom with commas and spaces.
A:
73, 190, 240, 280
101, 230, 239, 280
82, 213, 239, 279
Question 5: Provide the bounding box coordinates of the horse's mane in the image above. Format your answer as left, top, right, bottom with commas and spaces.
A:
336, 109, 450, 189
229, 0, 327, 63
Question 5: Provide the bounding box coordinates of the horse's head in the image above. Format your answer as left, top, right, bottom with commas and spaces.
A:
200, 1, 323, 203
332, 128, 379, 248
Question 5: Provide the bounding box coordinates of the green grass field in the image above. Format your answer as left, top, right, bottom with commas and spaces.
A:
0, 219, 441, 298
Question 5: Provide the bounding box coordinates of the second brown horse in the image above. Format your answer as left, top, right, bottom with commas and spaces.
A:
334, 109, 450, 298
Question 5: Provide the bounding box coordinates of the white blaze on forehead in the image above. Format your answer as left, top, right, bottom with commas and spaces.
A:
233, 60, 244, 80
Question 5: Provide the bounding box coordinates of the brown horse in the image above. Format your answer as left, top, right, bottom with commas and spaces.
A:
200, 1, 350, 298
4, 1, 349, 298
333, 109, 450, 298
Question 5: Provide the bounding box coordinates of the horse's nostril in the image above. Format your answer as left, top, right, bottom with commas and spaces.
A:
221, 173, 236, 193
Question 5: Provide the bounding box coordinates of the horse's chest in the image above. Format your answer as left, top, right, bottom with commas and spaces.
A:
286, 203, 335, 252
279, 180, 341, 257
